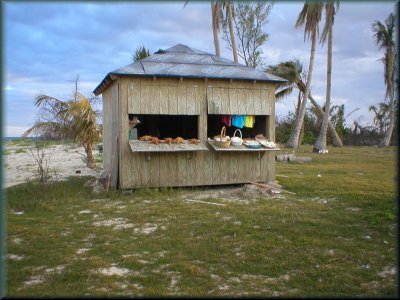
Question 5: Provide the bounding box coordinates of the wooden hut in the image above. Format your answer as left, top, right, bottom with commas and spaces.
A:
93, 44, 286, 189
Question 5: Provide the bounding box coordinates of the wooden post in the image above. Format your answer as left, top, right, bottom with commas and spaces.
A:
106, 136, 118, 192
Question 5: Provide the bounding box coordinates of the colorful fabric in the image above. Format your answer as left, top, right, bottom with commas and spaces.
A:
221, 115, 232, 127
232, 115, 245, 129
244, 115, 255, 128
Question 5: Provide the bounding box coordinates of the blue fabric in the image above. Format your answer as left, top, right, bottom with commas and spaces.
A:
232, 115, 245, 129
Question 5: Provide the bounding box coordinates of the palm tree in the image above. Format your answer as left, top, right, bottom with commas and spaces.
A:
369, 102, 390, 136
267, 59, 343, 147
132, 45, 150, 62
69, 96, 102, 168
211, 1, 222, 56
314, 1, 339, 151
23, 92, 101, 168
184, 1, 238, 62
222, 1, 239, 63
286, 2, 323, 148
372, 13, 396, 147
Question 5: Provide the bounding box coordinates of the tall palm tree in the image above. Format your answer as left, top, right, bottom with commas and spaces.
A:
184, 1, 238, 62
211, 1, 221, 56
314, 1, 339, 151
267, 59, 343, 147
23, 93, 101, 168
372, 13, 396, 147
286, 2, 323, 148
222, 1, 239, 63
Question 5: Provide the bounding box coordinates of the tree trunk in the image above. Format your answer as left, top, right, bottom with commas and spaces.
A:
85, 143, 96, 169
211, 2, 221, 57
298, 122, 305, 147
296, 80, 343, 147
314, 23, 333, 151
379, 95, 395, 147
227, 2, 239, 63
286, 31, 317, 148
308, 95, 343, 147
296, 91, 304, 147
379, 48, 395, 147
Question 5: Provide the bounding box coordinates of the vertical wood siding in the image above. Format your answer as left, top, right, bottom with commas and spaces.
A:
116, 77, 277, 189
102, 81, 119, 187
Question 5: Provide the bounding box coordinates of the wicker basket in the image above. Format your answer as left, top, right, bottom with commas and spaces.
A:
214, 126, 231, 148
231, 129, 242, 147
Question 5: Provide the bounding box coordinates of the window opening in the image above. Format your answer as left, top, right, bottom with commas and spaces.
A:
207, 115, 269, 139
129, 114, 198, 140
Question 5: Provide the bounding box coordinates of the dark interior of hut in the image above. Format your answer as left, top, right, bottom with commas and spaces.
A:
207, 115, 268, 139
132, 114, 198, 139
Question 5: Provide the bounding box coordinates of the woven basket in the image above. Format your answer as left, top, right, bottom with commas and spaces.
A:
231, 129, 242, 147
214, 126, 231, 148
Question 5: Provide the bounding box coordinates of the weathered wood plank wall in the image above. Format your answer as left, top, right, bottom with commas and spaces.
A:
102, 81, 119, 187
115, 77, 277, 189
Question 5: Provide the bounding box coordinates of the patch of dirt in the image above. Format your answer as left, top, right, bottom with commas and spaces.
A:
8, 254, 24, 261
76, 248, 90, 255
44, 265, 65, 274
93, 218, 134, 230
97, 266, 131, 276
181, 184, 286, 205
23, 275, 44, 287
378, 266, 397, 278
134, 223, 158, 235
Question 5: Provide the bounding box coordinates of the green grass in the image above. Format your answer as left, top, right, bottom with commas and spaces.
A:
5, 146, 398, 297
15, 148, 27, 154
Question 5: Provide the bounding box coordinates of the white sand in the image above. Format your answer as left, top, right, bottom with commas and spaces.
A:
3, 143, 100, 188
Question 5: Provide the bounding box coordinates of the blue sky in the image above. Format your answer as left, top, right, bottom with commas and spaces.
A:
3, 1, 396, 136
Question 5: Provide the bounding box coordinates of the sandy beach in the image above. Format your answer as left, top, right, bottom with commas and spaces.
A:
3, 143, 100, 189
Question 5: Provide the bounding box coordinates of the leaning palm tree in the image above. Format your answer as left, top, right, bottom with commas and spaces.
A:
314, 1, 339, 151
372, 13, 396, 147
267, 59, 343, 147
23, 92, 101, 168
286, 2, 323, 148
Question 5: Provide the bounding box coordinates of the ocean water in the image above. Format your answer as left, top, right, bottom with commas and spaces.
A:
3, 136, 35, 143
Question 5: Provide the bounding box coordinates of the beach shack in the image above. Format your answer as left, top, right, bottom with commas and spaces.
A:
93, 44, 286, 189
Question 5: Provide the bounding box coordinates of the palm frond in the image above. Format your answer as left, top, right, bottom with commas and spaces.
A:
275, 86, 295, 101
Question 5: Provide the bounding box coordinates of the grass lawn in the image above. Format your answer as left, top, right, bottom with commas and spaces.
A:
5, 146, 398, 297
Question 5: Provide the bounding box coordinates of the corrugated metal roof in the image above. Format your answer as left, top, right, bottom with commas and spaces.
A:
93, 44, 286, 95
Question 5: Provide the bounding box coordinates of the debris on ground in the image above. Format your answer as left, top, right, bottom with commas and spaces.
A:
276, 153, 312, 163
247, 181, 295, 195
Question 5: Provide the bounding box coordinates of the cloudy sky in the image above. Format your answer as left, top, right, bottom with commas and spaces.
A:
3, 1, 396, 137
